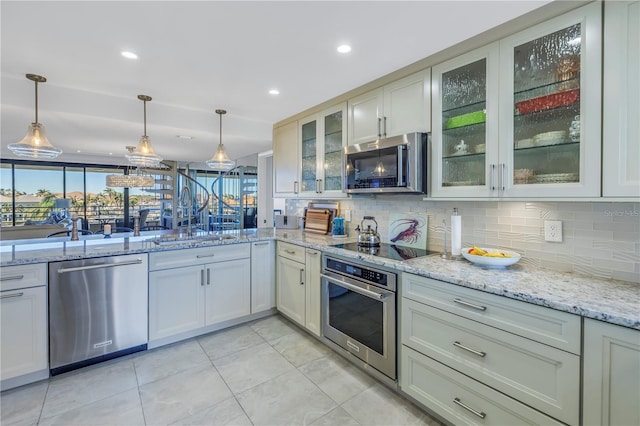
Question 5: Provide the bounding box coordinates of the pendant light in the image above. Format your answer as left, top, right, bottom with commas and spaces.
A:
106, 146, 155, 188
206, 109, 235, 171
125, 95, 163, 168
8, 74, 62, 159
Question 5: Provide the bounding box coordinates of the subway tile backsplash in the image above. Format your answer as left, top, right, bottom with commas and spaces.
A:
287, 197, 640, 283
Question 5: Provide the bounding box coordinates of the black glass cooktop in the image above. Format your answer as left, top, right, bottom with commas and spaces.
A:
333, 242, 437, 261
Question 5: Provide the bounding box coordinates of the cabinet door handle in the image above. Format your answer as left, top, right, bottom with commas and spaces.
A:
453, 398, 486, 419
294, 181, 299, 194
500, 163, 506, 191
453, 298, 487, 311
196, 254, 215, 258
0, 275, 24, 281
490, 163, 496, 191
1, 292, 24, 299
201, 269, 205, 286
383, 116, 387, 137
453, 341, 486, 358
377, 117, 382, 138
317, 179, 322, 193
207, 268, 211, 285
300, 269, 305, 285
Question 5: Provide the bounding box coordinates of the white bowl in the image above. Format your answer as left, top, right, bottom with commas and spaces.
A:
461, 247, 521, 268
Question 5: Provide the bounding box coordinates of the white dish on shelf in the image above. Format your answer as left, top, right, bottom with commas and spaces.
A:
461, 247, 521, 268
533, 130, 567, 141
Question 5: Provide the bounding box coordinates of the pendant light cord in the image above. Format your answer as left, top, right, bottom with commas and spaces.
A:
143, 99, 147, 137
34, 80, 39, 124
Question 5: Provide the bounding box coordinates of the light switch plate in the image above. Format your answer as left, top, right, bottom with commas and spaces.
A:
343, 209, 352, 222
544, 220, 563, 242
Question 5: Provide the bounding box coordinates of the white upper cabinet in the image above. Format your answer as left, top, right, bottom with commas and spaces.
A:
273, 121, 299, 196
432, 43, 500, 197
603, 0, 640, 198
348, 69, 430, 145
298, 103, 347, 198
498, 2, 602, 198
433, 3, 601, 198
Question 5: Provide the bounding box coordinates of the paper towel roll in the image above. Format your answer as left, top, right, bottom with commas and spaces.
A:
451, 213, 462, 256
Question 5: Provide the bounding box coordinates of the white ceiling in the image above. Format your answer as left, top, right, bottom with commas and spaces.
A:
1, 1, 551, 169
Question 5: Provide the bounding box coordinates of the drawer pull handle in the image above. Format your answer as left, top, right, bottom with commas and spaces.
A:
453, 397, 486, 419
453, 341, 486, 358
284, 249, 296, 255
254, 242, 269, 246
196, 254, 215, 258
0, 275, 24, 281
1, 292, 24, 299
453, 298, 486, 311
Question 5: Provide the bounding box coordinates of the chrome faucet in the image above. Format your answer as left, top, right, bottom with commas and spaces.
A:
180, 183, 193, 236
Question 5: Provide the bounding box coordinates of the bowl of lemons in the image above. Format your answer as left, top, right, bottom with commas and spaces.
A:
461, 246, 521, 268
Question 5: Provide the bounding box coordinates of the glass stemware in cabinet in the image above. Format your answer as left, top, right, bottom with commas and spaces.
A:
441, 58, 487, 187
300, 121, 317, 192
512, 24, 581, 186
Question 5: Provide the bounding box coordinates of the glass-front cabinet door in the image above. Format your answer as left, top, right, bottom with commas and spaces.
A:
298, 103, 347, 197
499, 2, 601, 197
432, 43, 499, 197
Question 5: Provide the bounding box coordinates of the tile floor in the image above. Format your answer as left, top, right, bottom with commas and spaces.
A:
0, 315, 442, 426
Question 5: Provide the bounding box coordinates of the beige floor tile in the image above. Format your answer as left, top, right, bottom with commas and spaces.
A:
197, 324, 265, 360
249, 315, 297, 343
299, 354, 376, 404
170, 396, 252, 426
310, 406, 361, 426
341, 383, 439, 426
38, 388, 145, 426
134, 339, 211, 386
271, 331, 333, 367
236, 369, 337, 426
139, 365, 233, 425
213, 342, 295, 394
0, 380, 48, 426
40, 358, 138, 419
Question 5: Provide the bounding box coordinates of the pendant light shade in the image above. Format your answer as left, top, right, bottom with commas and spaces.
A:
8, 74, 62, 159
107, 147, 156, 188
125, 95, 163, 168
206, 109, 235, 171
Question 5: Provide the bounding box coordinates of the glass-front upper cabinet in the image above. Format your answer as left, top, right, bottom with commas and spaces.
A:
499, 2, 601, 197
432, 43, 500, 197
298, 103, 347, 198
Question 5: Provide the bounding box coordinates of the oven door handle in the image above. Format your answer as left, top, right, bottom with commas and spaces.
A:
321, 274, 390, 300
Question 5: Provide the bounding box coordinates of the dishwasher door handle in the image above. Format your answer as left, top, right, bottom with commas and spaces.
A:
57, 258, 143, 274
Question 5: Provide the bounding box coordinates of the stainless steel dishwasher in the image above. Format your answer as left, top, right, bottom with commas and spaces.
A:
48, 253, 148, 375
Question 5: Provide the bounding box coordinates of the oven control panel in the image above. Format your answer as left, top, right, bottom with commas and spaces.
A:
324, 257, 396, 290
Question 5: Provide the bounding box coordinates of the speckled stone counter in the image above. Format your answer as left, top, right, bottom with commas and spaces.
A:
1, 228, 638, 330
272, 230, 640, 331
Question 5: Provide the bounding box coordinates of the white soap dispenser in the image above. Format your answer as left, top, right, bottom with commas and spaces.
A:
451, 208, 462, 258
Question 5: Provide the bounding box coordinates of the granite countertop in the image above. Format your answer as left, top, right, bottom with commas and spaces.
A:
1, 228, 638, 331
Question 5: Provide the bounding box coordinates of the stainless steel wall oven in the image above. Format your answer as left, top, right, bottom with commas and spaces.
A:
321, 254, 397, 380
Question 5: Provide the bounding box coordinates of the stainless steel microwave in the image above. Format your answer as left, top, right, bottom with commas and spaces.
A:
343, 132, 428, 194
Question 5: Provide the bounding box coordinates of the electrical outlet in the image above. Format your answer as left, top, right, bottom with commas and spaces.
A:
544, 220, 563, 242
344, 209, 352, 222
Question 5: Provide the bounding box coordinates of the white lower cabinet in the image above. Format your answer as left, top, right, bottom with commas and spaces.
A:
276, 242, 321, 335
399, 272, 580, 425
402, 346, 563, 426
0, 263, 48, 390
583, 318, 640, 426
148, 244, 251, 345
251, 241, 275, 313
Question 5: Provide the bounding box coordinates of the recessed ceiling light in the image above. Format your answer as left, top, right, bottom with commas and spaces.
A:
121, 51, 138, 59
269, 89, 280, 95
176, 135, 194, 140
337, 44, 352, 54
76, 150, 81, 153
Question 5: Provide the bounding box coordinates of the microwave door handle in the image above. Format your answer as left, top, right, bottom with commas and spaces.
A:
398, 145, 406, 187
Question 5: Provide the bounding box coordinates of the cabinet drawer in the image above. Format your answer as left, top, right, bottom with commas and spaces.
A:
401, 346, 564, 426
402, 298, 579, 425
277, 241, 306, 263
150, 243, 250, 270
0, 263, 46, 291
402, 272, 581, 354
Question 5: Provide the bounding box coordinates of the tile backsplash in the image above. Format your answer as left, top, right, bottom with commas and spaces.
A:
287, 197, 640, 283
